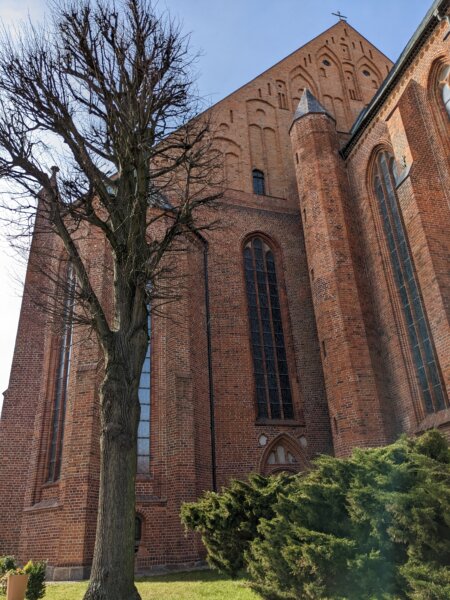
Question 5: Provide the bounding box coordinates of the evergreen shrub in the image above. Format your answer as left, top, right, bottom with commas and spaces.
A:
182, 431, 450, 599
24, 560, 46, 600
181, 473, 288, 577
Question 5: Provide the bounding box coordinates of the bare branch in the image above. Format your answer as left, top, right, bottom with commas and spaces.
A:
0, 3, 223, 597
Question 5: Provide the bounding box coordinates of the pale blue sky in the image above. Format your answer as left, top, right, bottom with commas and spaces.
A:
0, 0, 432, 405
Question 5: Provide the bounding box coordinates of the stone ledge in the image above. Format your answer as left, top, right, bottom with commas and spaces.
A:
46, 565, 91, 581
24, 499, 61, 512
136, 495, 167, 506
46, 561, 208, 582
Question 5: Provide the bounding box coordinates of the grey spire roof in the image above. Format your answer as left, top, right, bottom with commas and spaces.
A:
290, 89, 334, 130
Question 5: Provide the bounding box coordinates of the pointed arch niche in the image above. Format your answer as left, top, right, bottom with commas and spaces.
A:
356, 57, 383, 103
214, 136, 242, 190
428, 59, 450, 155
316, 47, 348, 129
289, 65, 318, 107
260, 434, 308, 475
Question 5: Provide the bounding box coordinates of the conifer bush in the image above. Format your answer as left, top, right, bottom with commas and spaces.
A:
182, 431, 450, 599
24, 561, 46, 600
181, 474, 288, 577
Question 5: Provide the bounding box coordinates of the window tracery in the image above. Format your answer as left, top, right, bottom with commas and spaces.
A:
267, 444, 297, 466
244, 237, 294, 420
373, 151, 448, 415
260, 434, 304, 475
47, 262, 75, 482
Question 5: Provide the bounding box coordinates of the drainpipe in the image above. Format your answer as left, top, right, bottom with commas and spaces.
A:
190, 230, 217, 492
202, 240, 218, 492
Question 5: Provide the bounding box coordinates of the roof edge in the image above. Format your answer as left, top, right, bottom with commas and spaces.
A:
342, 0, 449, 159
201, 20, 394, 117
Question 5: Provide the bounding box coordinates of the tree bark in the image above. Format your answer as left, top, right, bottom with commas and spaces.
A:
83, 357, 142, 600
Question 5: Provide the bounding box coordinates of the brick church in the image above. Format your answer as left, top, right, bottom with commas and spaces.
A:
0, 0, 449, 580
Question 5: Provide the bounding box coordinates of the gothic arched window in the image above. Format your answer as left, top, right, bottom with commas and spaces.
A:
438, 64, 450, 119
373, 151, 448, 414
244, 237, 294, 420
260, 434, 305, 475
137, 310, 152, 474
252, 169, 265, 195
47, 262, 75, 482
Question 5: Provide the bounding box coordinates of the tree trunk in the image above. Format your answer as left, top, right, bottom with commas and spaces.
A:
83, 360, 142, 600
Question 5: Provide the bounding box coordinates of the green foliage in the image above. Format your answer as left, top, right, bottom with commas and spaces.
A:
0, 557, 18, 595
181, 474, 288, 577
400, 562, 450, 600
0, 558, 46, 599
24, 561, 46, 600
249, 430, 450, 600
0, 556, 17, 576
183, 431, 450, 600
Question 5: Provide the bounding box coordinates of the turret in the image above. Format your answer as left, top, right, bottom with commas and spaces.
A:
290, 90, 387, 456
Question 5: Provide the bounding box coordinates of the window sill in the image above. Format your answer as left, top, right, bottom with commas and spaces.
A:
25, 499, 61, 512
255, 419, 305, 427
414, 407, 450, 434
136, 495, 167, 506
252, 192, 286, 201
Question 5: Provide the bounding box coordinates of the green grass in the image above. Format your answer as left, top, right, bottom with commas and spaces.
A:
45, 570, 261, 600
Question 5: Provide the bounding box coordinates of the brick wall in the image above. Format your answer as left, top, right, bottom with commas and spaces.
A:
0, 11, 448, 575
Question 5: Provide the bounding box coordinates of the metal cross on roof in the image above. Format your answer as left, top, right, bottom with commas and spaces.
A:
332, 10, 348, 21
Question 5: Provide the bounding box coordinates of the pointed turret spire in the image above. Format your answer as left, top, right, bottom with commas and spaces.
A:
290, 89, 335, 131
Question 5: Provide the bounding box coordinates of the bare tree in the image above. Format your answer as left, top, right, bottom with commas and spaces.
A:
0, 1, 221, 599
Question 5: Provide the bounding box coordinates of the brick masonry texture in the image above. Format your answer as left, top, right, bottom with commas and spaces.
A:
0, 8, 449, 576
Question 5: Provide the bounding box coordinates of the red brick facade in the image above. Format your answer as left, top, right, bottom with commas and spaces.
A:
0, 1, 449, 578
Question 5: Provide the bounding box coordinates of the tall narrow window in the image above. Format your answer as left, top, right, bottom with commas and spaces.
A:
244, 237, 294, 420
277, 81, 288, 109
137, 310, 151, 474
134, 515, 143, 553
252, 169, 265, 195
47, 263, 75, 482
374, 151, 448, 414
438, 64, 450, 119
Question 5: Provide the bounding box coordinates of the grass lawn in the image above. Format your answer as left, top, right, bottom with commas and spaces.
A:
45, 570, 261, 600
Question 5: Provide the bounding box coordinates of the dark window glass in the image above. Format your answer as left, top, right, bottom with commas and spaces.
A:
137, 310, 152, 474
135, 515, 143, 553
47, 263, 76, 482
244, 237, 294, 420
252, 169, 265, 195
374, 151, 448, 414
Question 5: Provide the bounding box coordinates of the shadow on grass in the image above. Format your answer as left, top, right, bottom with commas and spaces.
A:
136, 569, 246, 585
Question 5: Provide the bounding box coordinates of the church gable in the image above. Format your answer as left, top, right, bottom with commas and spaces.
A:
210, 21, 393, 198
